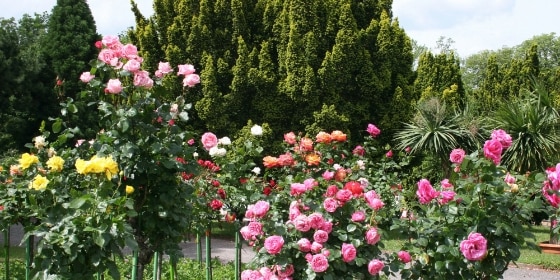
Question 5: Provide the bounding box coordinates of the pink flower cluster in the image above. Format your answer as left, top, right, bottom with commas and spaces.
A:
416, 179, 456, 205
81, 35, 200, 94
483, 129, 512, 165
543, 163, 560, 208
241, 265, 294, 280
460, 232, 488, 261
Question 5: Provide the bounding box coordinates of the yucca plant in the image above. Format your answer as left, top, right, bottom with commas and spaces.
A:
489, 82, 560, 173
394, 97, 478, 177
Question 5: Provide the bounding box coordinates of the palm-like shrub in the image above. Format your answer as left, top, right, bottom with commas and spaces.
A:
490, 83, 560, 173
394, 98, 478, 177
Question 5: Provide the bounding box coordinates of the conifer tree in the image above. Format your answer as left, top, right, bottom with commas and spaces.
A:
43, 0, 98, 99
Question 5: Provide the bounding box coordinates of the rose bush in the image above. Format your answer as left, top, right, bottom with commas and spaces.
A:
238, 125, 408, 279
392, 129, 544, 279
0, 34, 201, 279
0, 133, 136, 279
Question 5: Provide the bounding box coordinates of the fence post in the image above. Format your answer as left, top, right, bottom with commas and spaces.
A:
25, 235, 33, 280
4, 227, 9, 280
152, 251, 159, 280
234, 227, 241, 280
197, 233, 202, 266
131, 250, 138, 280
205, 225, 212, 280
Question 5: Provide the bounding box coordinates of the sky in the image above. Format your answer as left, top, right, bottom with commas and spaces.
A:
1, 0, 559, 57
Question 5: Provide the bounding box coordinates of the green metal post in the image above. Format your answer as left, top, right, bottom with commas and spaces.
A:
169, 254, 177, 280
4, 228, 9, 280
205, 225, 212, 280
131, 250, 138, 280
152, 251, 159, 280
196, 233, 202, 265
235, 228, 241, 280
25, 235, 32, 280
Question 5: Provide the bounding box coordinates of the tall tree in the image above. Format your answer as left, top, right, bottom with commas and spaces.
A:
43, 0, 99, 100
0, 14, 56, 150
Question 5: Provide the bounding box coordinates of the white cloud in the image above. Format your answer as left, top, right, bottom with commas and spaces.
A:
393, 0, 559, 56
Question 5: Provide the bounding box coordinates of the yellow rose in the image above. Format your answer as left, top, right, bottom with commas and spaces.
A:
75, 158, 88, 174
46, 156, 65, 172
29, 174, 49, 191
87, 156, 105, 174
19, 153, 39, 170
125, 185, 134, 195
102, 156, 119, 180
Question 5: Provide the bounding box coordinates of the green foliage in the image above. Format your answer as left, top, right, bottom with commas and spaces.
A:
393, 149, 545, 279
489, 83, 560, 172
130, 0, 415, 145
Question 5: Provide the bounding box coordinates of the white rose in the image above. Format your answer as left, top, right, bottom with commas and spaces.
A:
33, 136, 46, 149
252, 167, 261, 175
218, 137, 232, 145
251, 125, 263, 136
209, 147, 227, 157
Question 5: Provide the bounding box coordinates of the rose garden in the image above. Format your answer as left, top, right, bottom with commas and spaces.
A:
0, 33, 559, 280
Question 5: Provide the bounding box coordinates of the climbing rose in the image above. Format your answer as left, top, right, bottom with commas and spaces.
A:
460, 232, 488, 261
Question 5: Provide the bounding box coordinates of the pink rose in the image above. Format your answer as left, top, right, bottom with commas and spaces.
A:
364, 190, 384, 210
156, 61, 173, 77
121, 43, 139, 59
323, 197, 339, 213
293, 214, 311, 232
289, 201, 301, 220
313, 230, 329, 244
483, 139, 503, 165
183, 73, 200, 87
397, 251, 412, 263
542, 181, 560, 208
249, 201, 270, 219
385, 150, 393, 158
290, 183, 308, 196
439, 190, 456, 205
449, 148, 466, 164
367, 259, 384, 275
177, 64, 196, 76
353, 145, 365, 156
351, 211, 366, 222
247, 221, 263, 237
101, 35, 121, 49
105, 79, 122, 94
341, 243, 357, 262
311, 241, 323, 253
308, 253, 329, 273
322, 170, 334, 181
298, 238, 312, 252
79, 72, 95, 83
335, 189, 353, 203
98, 48, 117, 64
307, 212, 324, 229
460, 232, 488, 261
440, 178, 453, 188
278, 152, 295, 166
283, 132, 297, 145
367, 123, 381, 137
320, 221, 333, 233
133, 70, 154, 88
325, 185, 338, 197
365, 227, 381, 245
241, 270, 262, 280
276, 264, 294, 278
123, 59, 141, 73
264, 235, 284, 255
201, 132, 218, 150
416, 179, 439, 204
491, 129, 512, 149
504, 173, 516, 184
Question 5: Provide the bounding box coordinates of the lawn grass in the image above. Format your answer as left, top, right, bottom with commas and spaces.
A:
517, 225, 560, 270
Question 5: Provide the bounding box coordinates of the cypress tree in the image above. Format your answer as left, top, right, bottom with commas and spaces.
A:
43, 0, 98, 100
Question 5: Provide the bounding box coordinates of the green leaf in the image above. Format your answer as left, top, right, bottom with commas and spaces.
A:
347, 224, 357, 232
52, 119, 62, 133
69, 196, 89, 209
179, 111, 189, 121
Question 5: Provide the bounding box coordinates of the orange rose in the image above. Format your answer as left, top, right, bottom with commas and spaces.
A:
334, 168, 347, 182
263, 156, 280, 168
305, 153, 321, 166
315, 131, 332, 144
331, 130, 347, 142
